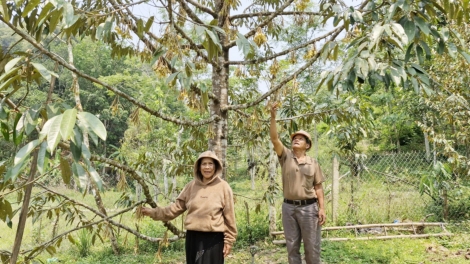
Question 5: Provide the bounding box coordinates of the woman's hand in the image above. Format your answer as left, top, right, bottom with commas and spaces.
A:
223, 243, 232, 258
141, 207, 153, 217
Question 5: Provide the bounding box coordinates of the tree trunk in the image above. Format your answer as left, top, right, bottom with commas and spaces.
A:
163, 160, 168, 196
10, 56, 58, 264
443, 189, 448, 220
268, 143, 277, 235
151, 168, 159, 203
136, 182, 142, 201
332, 155, 339, 225
172, 176, 177, 201
423, 116, 431, 162
249, 148, 256, 190
10, 150, 39, 264
209, 0, 229, 179
90, 180, 120, 254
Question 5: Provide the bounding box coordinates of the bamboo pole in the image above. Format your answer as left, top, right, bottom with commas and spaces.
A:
272, 233, 452, 244
270, 222, 447, 235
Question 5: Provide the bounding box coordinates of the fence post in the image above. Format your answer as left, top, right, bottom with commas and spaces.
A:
332, 155, 339, 225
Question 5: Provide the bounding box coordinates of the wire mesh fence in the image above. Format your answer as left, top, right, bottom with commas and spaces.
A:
320, 151, 434, 182
320, 151, 436, 225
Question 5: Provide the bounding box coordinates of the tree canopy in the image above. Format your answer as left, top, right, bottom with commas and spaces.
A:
1, 0, 470, 262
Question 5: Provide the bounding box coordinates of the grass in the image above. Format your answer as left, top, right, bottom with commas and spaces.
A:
2, 175, 470, 264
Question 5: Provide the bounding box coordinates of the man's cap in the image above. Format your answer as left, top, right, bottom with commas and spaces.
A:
290, 130, 312, 150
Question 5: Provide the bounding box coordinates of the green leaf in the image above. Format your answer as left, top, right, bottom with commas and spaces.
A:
0, 199, 13, 221
4, 158, 27, 182
14, 139, 40, 166
22, 0, 41, 17
67, 234, 76, 245
419, 41, 431, 60
411, 63, 426, 74
390, 22, 408, 45
205, 30, 222, 51
402, 19, 416, 41
416, 44, 424, 64
88, 129, 99, 146
37, 2, 55, 26
46, 245, 56, 255
72, 162, 87, 189
457, 49, 470, 64
13, 113, 24, 146
70, 127, 83, 161
31, 62, 52, 82
136, 18, 144, 37
150, 48, 165, 66
1, 0, 10, 22
166, 72, 180, 85
0, 122, 8, 141
405, 43, 414, 62
60, 108, 77, 141
87, 166, 103, 191
411, 78, 420, 93
369, 23, 384, 50
48, 9, 61, 34
41, 115, 63, 152
236, 32, 251, 57
0, 106, 8, 120
144, 16, 154, 32
63, 2, 79, 28
77, 112, 106, 141
4, 57, 22, 73
414, 16, 430, 35
437, 40, 445, 54
195, 25, 205, 36
59, 155, 72, 185
37, 141, 48, 174
81, 142, 91, 160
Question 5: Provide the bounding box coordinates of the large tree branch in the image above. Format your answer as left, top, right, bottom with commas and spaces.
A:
168, 0, 211, 65
227, 26, 343, 65
222, 26, 344, 111
37, 184, 182, 243
22, 200, 148, 260
110, 0, 218, 104
0, 16, 218, 127
225, 0, 295, 49
0, 93, 18, 111
186, 0, 217, 17
174, 0, 208, 24
230, 11, 321, 20
87, 149, 183, 236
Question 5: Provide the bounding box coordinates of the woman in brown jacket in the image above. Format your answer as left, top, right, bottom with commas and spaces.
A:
141, 150, 237, 264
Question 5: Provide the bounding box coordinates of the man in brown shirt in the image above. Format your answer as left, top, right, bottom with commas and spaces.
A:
270, 104, 326, 264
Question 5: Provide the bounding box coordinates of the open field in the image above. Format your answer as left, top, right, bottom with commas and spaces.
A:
2, 176, 470, 263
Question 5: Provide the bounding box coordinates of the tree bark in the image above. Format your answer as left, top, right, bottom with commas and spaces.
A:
208, 0, 230, 179
10, 150, 39, 264
332, 155, 339, 225
268, 143, 277, 235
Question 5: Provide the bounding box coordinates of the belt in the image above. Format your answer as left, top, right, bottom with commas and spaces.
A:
283, 198, 317, 205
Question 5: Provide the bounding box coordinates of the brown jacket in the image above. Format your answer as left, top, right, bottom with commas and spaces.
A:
148, 151, 237, 246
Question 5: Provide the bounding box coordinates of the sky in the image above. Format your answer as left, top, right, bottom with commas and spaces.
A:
124, 0, 361, 92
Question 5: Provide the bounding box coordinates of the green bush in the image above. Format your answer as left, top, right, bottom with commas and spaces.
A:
76, 229, 92, 257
